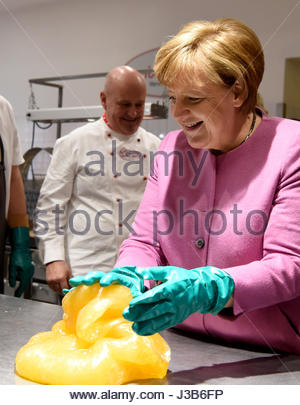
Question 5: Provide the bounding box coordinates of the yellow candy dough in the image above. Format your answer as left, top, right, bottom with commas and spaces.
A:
15, 284, 170, 385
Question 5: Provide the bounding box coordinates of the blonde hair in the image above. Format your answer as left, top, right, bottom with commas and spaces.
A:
154, 18, 264, 113
256, 92, 269, 115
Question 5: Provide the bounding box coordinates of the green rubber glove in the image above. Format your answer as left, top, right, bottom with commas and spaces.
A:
68, 266, 145, 298
69, 270, 107, 287
122, 266, 234, 336
63, 271, 107, 295
9, 227, 34, 297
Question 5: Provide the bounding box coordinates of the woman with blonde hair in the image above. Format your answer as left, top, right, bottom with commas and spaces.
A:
70, 18, 300, 354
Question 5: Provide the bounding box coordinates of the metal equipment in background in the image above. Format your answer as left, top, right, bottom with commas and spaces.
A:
19, 147, 53, 228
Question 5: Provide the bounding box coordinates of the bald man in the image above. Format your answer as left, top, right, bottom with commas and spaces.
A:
35, 66, 160, 294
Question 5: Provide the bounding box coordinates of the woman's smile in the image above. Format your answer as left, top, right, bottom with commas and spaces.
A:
182, 120, 204, 130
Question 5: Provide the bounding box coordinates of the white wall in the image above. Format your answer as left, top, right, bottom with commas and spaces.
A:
1, 0, 300, 159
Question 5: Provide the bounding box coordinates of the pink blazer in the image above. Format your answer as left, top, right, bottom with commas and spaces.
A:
116, 112, 300, 354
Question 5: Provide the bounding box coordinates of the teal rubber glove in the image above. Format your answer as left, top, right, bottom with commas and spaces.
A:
69, 270, 107, 287
68, 266, 145, 298
9, 227, 34, 297
122, 266, 234, 336
63, 270, 107, 295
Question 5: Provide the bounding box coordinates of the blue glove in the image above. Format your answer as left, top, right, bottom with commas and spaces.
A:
68, 266, 145, 298
9, 227, 34, 297
122, 266, 234, 336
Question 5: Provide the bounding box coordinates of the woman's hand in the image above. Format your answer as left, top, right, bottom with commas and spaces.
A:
67, 266, 145, 298
122, 266, 234, 335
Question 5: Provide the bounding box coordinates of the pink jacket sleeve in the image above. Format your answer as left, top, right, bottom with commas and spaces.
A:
225, 131, 300, 315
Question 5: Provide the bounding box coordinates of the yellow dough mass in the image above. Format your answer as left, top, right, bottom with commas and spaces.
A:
15, 284, 170, 384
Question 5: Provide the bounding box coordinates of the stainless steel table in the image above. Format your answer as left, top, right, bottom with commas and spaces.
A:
1, 294, 300, 385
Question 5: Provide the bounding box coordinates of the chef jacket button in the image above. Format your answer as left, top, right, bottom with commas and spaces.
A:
119, 223, 122, 227
107, 133, 111, 137
143, 176, 147, 181
195, 238, 205, 249
110, 151, 114, 156
116, 198, 120, 202
113, 174, 118, 178
137, 138, 141, 142
143, 154, 147, 158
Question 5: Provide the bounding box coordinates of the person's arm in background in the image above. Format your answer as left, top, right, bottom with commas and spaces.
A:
35, 136, 75, 294
7, 165, 34, 297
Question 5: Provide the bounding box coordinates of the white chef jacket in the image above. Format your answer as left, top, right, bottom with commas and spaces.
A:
0, 96, 24, 215
35, 117, 160, 276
